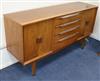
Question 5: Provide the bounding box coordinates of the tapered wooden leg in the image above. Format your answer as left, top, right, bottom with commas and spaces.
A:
97, 52, 100, 56
32, 62, 36, 75
80, 38, 88, 49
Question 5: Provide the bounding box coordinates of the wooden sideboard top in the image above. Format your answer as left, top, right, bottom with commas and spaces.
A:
4, 2, 97, 25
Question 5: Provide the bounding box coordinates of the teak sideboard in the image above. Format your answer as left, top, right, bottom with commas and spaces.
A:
4, 2, 98, 75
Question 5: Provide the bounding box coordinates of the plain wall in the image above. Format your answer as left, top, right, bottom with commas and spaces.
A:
0, 0, 100, 69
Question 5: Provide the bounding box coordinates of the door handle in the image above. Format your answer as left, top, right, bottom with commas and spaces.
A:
85, 21, 89, 26
59, 13, 80, 19
36, 37, 43, 44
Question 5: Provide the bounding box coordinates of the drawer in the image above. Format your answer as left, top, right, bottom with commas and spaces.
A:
54, 20, 81, 35
55, 12, 81, 26
54, 26, 80, 38
53, 32, 79, 50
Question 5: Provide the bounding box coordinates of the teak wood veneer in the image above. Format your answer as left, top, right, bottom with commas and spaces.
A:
4, 2, 98, 75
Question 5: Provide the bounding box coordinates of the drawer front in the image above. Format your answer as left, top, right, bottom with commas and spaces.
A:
53, 32, 79, 50
55, 12, 81, 26
52, 12, 81, 50
54, 27, 80, 40
55, 19, 81, 35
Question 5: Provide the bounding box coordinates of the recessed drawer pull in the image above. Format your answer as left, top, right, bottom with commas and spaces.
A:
56, 19, 80, 28
58, 32, 79, 42
58, 26, 80, 35
60, 13, 80, 19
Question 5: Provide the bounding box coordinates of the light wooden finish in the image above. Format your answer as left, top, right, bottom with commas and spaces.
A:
4, 2, 98, 75
23, 23, 38, 62
82, 8, 98, 36
55, 13, 81, 26
55, 21, 80, 35
24, 51, 53, 65
4, 17, 24, 63
23, 20, 53, 62
4, 2, 97, 25
57, 26, 80, 35
52, 32, 80, 50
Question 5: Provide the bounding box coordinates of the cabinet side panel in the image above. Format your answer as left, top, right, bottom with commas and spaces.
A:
4, 16, 24, 63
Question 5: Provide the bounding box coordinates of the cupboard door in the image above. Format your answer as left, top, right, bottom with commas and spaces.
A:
24, 23, 39, 61
82, 8, 97, 36
24, 20, 53, 61
37, 20, 53, 56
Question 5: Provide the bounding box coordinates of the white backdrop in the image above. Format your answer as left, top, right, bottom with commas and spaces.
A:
0, 0, 100, 69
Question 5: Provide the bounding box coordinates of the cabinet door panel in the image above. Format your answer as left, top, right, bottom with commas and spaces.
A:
24, 20, 53, 61
24, 24, 39, 61
82, 8, 97, 36
37, 20, 53, 56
